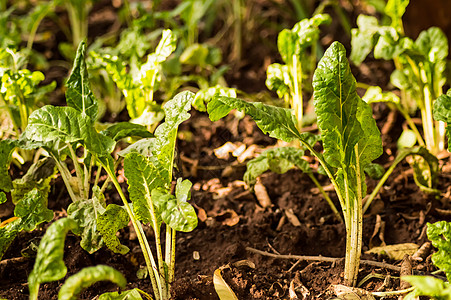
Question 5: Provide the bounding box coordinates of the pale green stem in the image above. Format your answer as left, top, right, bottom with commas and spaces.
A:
169, 228, 176, 285
344, 145, 363, 287
291, 54, 303, 131
83, 153, 93, 198
29, 283, 39, 300
51, 153, 78, 202
232, 0, 242, 63
94, 165, 102, 187
67, 143, 86, 199
102, 164, 163, 300
420, 67, 436, 154
307, 172, 343, 223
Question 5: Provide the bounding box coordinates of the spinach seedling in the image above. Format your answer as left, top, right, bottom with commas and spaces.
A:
91, 29, 177, 130
207, 41, 439, 286
351, 0, 449, 155
266, 14, 330, 130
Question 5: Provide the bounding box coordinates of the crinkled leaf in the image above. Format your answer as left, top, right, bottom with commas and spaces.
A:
363, 163, 385, 180
152, 178, 197, 232
265, 63, 290, 99
415, 27, 448, 62
433, 90, 451, 150
97, 204, 129, 255
193, 85, 236, 112
427, 221, 451, 281
403, 276, 451, 300
313, 41, 382, 169
313, 41, 382, 199
152, 91, 194, 182
374, 27, 401, 60
277, 29, 298, 64
0, 191, 6, 204
66, 40, 98, 121
0, 139, 16, 192
124, 152, 167, 224
118, 138, 157, 158
100, 122, 154, 141
11, 156, 56, 204
99, 289, 145, 300
28, 218, 78, 299
67, 190, 106, 253
410, 147, 439, 191
24, 105, 115, 156
350, 15, 380, 65
155, 29, 176, 63
208, 96, 301, 143
58, 265, 126, 300
244, 147, 311, 186
384, 0, 409, 32
362, 86, 400, 105
180, 43, 209, 66
0, 218, 21, 261
14, 189, 53, 232
293, 14, 331, 50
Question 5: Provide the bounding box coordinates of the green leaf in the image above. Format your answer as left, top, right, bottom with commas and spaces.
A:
433, 90, 451, 150
350, 15, 380, 65
66, 40, 98, 122
155, 29, 176, 63
0, 139, 16, 192
152, 178, 197, 232
24, 105, 115, 156
363, 163, 385, 180
384, 0, 409, 32
244, 147, 311, 186
99, 289, 145, 300
362, 86, 400, 105
97, 204, 130, 254
193, 85, 237, 112
58, 265, 127, 300
265, 63, 290, 99
100, 122, 154, 141
208, 96, 301, 142
292, 14, 331, 50
313, 41, 382, 169
403, 275, 451, 300
427, 221, 451, 281
373, 27, 401, 60
67, 190, 106, 253
124, 152, 167, 224
14, 189, 53, 232
11, 157, 56, 204
0, 191, 6, 204
180, 43, 209, 66
277, 29, 297, 64
28, 218, 78, 299
0, 218, 21, 261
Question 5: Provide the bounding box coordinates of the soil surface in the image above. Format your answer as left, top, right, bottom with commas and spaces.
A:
1, 1, 451, 299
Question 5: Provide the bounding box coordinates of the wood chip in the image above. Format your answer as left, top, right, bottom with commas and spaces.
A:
285, 209, 301, 227
254, 178, 272, 208
399, 254, 412, 290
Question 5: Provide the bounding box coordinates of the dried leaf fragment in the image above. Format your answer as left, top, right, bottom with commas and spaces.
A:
366, 243, 419, 260
213, 267, 238, 300
254, 178, 272, 208
333, 284, 376, 300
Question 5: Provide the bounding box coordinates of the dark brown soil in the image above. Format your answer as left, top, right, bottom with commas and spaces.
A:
1, 0, 451, 299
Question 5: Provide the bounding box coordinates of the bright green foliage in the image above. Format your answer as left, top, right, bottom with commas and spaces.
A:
208, 96, 301, 142
92, 29, 176, 127
403, 276, 451, 300
11, 157, 56, 204
427, 221, 451, 281
0, 139, 16, 191
58, 265, 127, 300
244, 147, 311, 186
99, 289, 145, 300
193, 85, 237, 112
180, 43, 222, 67
25, 105, 115, 156
0, 189, 53, 260
100, 122, 154, 141
97, 204, 130, 255
28, 218, 78, 300
385, 0, 409, 32
0, 191, 5, 204
66, 40, 98, 122
14, 189, 53, 232
433, 89, 451, 149
266, 14, 331, 129
314, 41, 382, 179
67, 191, 106, 253
152, 179, 197, 232
125, 152, 167, 224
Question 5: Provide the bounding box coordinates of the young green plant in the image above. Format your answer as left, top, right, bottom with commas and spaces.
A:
266, 14, 331, 130
208, 42, 383, 286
